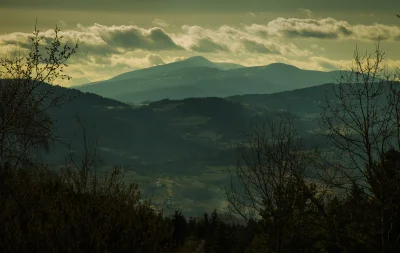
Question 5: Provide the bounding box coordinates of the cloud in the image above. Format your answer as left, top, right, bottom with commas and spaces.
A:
70, 77, 91, 86
189, 37, 229, 52
245, 17, 400, 41
240, 38, 274, 54
310, 44, 325, 51
175, 24, 311, 57
59, 20, 68, 27
263, 18, 352, 39
146, 54, 165, 66
2, 19, 399, 87
0, 24, 186, 85
152, 19, 170, 28
172, 56, 188, 62
177, 25, 231, 53
79, 23, 183, 51
1, 24, 181, 63
298, 8, 313, 18
246, 12, 256, 17
309, 56, 345, 71
175, 24, 299, 56
0, 23, 187, 67
0, 32, 35, 50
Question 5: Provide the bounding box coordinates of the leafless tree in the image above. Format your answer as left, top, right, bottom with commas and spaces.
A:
62, 114, 101, 195
0, 23, 78, 169
319, 43, 400, 253
60, 114, 141, 206
319, 43, 400, 190
224, 114, 325, 252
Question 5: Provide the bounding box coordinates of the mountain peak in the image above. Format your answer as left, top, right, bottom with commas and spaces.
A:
182, 56, 211, 63
265, 62, 300, 70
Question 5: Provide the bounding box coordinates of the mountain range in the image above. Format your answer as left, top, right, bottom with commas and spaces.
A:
75, 56, 341, 103
39, 80, 333, 215
39, 56, 394, 215
43, 81, 336, 173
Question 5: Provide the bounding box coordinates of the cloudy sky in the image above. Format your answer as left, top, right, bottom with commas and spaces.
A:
1, 0, 399, 86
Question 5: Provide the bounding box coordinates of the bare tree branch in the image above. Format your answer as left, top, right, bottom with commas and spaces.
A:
0, 24, 78, 169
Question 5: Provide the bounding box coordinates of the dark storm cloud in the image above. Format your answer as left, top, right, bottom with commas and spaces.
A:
285, 30, 339, 39
87, 24, 183, 51
338, 26, 353, 36
0, 24, 182, 64
108, 27, 181, 50
247, 18, 400, 41
0, 24, 184, 67
268, 18, 353, 39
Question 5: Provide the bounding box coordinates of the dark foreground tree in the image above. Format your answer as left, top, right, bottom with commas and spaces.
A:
225, 114, 329, 252
0, 89, 176, 253
319, 43, 400, 183
0, 24, 78, 169
0, 24, 178, 253
319, 43, 400, 253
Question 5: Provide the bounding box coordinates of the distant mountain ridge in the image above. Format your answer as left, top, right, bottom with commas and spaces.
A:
43, 81, 330, 166
100, 56, 243, 83
75, 56, 341, 104
42, 81, 335, 216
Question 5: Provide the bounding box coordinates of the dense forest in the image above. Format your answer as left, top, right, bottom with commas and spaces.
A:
1, 22, 400, 253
